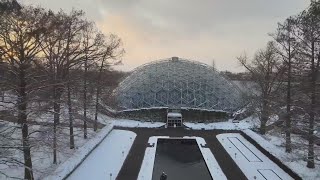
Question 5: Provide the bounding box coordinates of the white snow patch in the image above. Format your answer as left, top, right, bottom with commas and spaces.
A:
167, 112, 182, 118
185, 119, 251, 130
217, 133, 293, 180
98, 101, 118, 113
111, 119, 165, 128
92, 112, 165, 128
66, 129, 136, 180
120, 107, 168, 112
0, 121, 98, 180
180, 107, 227, 113
44, 125, 114, 180
242, 129, 320, 180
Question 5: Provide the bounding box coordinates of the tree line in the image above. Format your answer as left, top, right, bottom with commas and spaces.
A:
0, 0, 124, 179
239, 0, 320, 169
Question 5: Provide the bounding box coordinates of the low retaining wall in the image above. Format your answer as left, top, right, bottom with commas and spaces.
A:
181, 109, 228, 122
115, 108, 229, 123
116, 108, 167, 122
44, 125, 114, 180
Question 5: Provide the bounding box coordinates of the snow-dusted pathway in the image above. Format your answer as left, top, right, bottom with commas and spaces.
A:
217, 133, 293, 180
67, 130, 136, 180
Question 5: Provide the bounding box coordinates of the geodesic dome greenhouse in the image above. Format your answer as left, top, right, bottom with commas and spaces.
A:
114, 57, 244, 112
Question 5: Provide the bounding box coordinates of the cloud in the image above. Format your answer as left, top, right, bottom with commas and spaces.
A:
99, 0, 308, 34
23, 0, 309, 72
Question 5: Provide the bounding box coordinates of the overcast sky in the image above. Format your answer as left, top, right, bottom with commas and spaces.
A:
23, 0, 309, 72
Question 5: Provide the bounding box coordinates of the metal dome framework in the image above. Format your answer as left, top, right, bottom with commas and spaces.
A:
114, 57, 243, 112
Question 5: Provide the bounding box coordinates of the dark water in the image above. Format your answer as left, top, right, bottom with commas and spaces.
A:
152, 139, 212, 180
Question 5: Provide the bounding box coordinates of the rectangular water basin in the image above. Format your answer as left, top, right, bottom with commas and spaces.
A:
152, 138, 212, 180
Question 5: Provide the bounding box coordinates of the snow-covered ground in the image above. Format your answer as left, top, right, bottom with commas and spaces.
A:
65, 129, 136, 180
111, 119, 165, 128
138, 136, 227, 180
1, 101, 318, 180
185, 119, 251, 130
95, 113, 165, 128
243, 129, 320, 180
0, 120, 97, 180
217, 133, 294, 180
44, 125, 114, 180
167, 112, 182, 117
0, 99, 116, 179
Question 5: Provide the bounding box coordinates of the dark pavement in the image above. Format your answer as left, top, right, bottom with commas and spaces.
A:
116, 127, 248, 180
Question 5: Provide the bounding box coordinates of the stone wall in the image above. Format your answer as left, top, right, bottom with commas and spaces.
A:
181, 109, 228, 122
115, 108, 167, 122
114, 108, 229, 123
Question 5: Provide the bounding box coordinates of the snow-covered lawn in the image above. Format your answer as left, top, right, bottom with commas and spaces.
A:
0, 120, 98, 180
217, 133, 293, 180
111, 119, 165, 128
0, 94, 16, 111
65, 129, 136, 180
44, 125, 114, 180
138, 136, 227, 180
185, 119, 251, 130
243, 129, 320, 180
88, 111, 166, 128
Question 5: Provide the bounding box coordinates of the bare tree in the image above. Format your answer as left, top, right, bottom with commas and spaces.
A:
41, 10, 89, 162
238, 42, 284, 134
294, 1, 320, 168
93, 35, 124, 131
0, 3, 48, 179
81, 24, 105, 138
0, 1, 125, 178
272, 17, 300, 153
0, 51, 4, 102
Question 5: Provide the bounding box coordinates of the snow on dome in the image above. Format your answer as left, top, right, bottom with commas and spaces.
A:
167, 112, 182, 118
114, 57, 244, 112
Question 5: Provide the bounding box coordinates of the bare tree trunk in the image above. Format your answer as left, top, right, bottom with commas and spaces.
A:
260, 98, 268, 135
67, 77, 75, 148
0, 62, 4, 102
0, 89, 4, 102
285, 45, 292, 153
307, 42, 316, 168
53, 86, 61, 164
307, 88, 315, 168
83, 59, 88, 139
22, 123, 33, 180
94, 61, 104, 131
18, 67, 34, 179
261, 65, 270, 135
94, 86, 99, 132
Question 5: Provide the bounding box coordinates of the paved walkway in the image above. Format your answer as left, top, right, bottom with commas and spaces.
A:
217, 133, 293, 180
116, 127, 248, 180
66, 130, 136, 180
